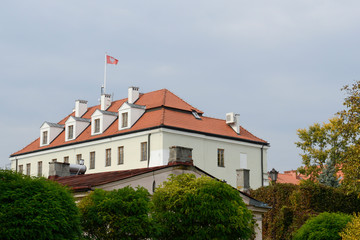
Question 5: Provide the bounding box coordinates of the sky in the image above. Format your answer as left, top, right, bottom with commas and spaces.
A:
1, 0, 360, 172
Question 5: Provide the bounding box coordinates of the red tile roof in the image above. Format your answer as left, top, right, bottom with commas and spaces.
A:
11, 89, 268, 156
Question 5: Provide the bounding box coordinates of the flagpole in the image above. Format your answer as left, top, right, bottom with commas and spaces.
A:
103, 53, 107, 94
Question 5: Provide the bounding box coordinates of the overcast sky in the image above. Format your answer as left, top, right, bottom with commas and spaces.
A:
1, 0, 360, 172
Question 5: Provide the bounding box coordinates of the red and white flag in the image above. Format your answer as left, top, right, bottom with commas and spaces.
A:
106, 55, 118, 65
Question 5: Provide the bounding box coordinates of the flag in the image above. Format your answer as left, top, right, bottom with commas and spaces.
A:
106, 55, 118, 65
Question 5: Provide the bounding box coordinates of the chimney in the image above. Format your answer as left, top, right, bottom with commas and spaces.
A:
101, 94, 112, 110
48, 162, 70, 179
75, 100, 88, 117
168, 146, 193, 165
236, 169, 250, 193
226, 112, 240, 134
128, 86, 139, 104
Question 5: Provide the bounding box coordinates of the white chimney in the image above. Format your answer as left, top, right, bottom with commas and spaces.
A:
75, 100, 88, 117
226, 112, 240, 134
128, 86, 139, 104
101, 94, 112, 110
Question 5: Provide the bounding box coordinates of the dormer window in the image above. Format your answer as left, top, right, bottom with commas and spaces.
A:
94, 119, 100, 133
122, 112, 128, 128
67, 125, 74, 140
91, 110, 117, 135
42, 131, 48, 145
40, 122, 64, 147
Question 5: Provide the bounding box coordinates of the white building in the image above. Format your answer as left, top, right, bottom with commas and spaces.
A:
10, 87, 270, 189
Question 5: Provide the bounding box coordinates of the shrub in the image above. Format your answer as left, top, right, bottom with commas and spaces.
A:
292, 212, 352, 240
250, 182, 360, 240
340, 213, 360, 240
0, 170, 81, 240
78, 186, 155, 240
152, 174, 254, 240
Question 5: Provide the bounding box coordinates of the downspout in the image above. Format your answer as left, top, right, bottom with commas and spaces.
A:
147, 133, 151, 167
15, 158, 18, 173
261, 145, 264, 187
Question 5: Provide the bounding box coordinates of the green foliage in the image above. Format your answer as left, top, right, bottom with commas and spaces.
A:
78, 186, 155, 240
250, 183, 360, 240
340, 213, 360, 240
152, 174, 254, 240
292, 212, 352, 240
0, 170, 81, 240
296, 117, 344, 183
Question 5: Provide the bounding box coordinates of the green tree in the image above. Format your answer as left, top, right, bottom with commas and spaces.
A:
296, 117, 344, 183
152, 174, 254, 240
292, 212, 352, 240
340, 213, 360, 240
0, 170, 81, 240
78, 186, 155, 240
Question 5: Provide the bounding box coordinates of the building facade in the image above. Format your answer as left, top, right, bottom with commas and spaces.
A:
10, 87, 270, 189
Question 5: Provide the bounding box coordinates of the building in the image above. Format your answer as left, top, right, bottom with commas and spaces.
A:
10, 87, 270, 189
52, 146, 270, 240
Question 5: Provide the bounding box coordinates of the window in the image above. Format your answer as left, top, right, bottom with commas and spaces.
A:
76, 154, 82, 164
94, 118, 100, 133
64, 156, 69, 163
106, 149, 111, 166
217, 149, 224, 167
118, 146, 124, 165
90, 151, 95, 169
42, 131, 48, 145
141, 142, 147, 161
37, 161, 42, 177
26, 163, 31, 176
52, 158, 57, 162
18, 165, 23, 174
68, 125, 74, 139
122, 112, 128, 128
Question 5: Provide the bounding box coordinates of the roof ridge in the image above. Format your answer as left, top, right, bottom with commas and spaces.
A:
164, 89, 203, 113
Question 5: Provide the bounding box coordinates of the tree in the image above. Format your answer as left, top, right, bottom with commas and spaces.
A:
296, 117, 344, 184
340, 213, 360, 240
292, 212, 352, 240
0, 170, 81, 240
78, 186, 155, 240
152, 174, 254, 240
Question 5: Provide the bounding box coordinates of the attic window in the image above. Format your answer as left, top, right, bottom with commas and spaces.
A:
68, 125, 74, 139
94, 119, 100, 133
42, 131, 48, 145
122, 112, 128, 128
192, 111, 201, 120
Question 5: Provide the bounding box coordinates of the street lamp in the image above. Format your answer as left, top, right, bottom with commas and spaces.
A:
269, 168, 279, 183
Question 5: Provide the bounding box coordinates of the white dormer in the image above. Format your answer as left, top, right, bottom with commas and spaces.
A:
65, 116, 90, 141
40, 122, 64, 147
100, 94, 112, 110
118, 102, 146, 130
91, 109, 117, 135
74, 100, 88, 117
226, 112, 240, 134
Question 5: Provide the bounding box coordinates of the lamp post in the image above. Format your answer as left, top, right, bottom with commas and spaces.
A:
269, 168, 279, 183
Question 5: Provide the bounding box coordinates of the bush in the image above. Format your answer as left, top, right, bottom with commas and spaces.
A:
0, 170, 81, 240
292, 212, 352, 240
250, 182, 360, 240
78, 186, 155, 240
152, 174, 254, 240
340, 213, 360, 240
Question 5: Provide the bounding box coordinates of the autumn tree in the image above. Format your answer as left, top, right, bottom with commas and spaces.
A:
296, 117, 345, 184
296, 81, 360, 192
152, 174, 254, 240
340, 213, 360, 240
